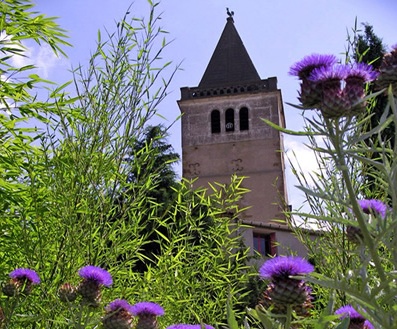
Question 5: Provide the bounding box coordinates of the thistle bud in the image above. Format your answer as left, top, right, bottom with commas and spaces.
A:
346, 225, 363, 244
298, 79, 322, 108
102, 299, 134, 329
77, 265, 112, 307
309, 65, 349, 118
335, 305, 374, 329
358, 199, 387, 219
289, 54, 338, 109
131, 302, 164, 329
2, 268, 40, 297
290, 54, 377, 118
258, 256, 314, 315
166, 325, 215, 329
376, 45, 397, 93
58, 283, 77, 302
344, 63, 378, 115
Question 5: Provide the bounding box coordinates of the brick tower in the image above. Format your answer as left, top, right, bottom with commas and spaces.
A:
177, 14, 306, 257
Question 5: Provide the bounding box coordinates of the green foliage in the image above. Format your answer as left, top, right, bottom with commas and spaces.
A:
346, 22, 392, 202
353, 23, 385, 69
285, 84, 397, 327
125, 176, 252, 326
5, 2, 397, 329
0, 1, 253, 328
115, 124, 180, 272
287, 125, 361, 311
0, 0, 70, 209
252, 22, 397, 329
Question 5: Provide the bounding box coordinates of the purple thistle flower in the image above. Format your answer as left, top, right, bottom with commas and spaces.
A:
343, 63, 377, 113
105, 299, 134, 313
78, 265, 112, 286
309, 64, 348, 82
335, 305, 374, 328
346, 63, 378, 82
335, 305, 364, 320
289, 54, 338, 79
358, 199, 388, 219
131, 302, 164, 316
166, 325, 215, 329
9, 268, 40, 284
290, 54, 339, 109
259, 256, 314, 280
103, 299, 134, 329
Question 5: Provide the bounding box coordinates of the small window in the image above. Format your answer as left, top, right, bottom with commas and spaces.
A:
225, 108, 234, 132
239, 107, 249, 131
253, 232, 277, 256
211, 110, 221, 133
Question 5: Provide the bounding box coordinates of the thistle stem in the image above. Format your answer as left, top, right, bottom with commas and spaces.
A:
284, 305, 292, 329
326, 118, 388, 286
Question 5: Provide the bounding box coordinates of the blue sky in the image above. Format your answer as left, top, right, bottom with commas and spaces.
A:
30, 0, 397, 209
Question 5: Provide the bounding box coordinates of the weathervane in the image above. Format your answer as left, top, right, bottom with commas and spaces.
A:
226, 8, 234, 18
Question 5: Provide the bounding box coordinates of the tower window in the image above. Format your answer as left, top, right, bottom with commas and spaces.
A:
211, 110, 221, 133
225, 108, 234, 132
253, 232, 277, 256
239, 107, 249, 131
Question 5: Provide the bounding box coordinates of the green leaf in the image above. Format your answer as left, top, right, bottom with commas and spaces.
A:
28, 73, 55, 84
254, 306, 274, 329
261, 118, 318, 136
335, 318, 350, 329
227, 297, 239, 329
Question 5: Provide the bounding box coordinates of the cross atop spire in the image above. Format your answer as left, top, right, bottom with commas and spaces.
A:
226, 8, 234, 22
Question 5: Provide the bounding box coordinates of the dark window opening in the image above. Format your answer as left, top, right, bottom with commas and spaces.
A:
239, 107, 249, 131
225, 108, 234, 132
253, 232, 277, 256
211, 110, 221, 133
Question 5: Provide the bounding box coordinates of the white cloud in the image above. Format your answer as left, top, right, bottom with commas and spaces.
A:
284, 134, 329, 208
1, 33, 70, 79
0, 33, 70, 113
283, 134, 335, 229
284, 135, 322, 186
34, 43, 69, 79
283, 136, 317, 228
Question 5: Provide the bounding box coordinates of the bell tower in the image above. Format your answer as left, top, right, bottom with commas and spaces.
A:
178, 14, 306, 256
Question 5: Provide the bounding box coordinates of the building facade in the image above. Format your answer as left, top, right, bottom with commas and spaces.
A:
177, 15, 307, 257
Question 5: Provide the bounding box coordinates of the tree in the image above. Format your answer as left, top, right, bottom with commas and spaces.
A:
113, 124, 180, 272
352, 23, 391, 199
126, 124, 180, 206
354, 23, 385, 69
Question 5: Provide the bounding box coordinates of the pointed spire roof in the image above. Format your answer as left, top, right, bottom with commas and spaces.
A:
198, 16, 261, 88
